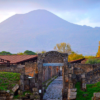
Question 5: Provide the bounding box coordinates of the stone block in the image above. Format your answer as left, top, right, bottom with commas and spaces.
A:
0, 97, 6, 100
94, 92, 100, 98
68, 95, 76, 99
68, 89, 77, 92
32, 88, 38, 92
69, 92, 77, 96
30, 95, 34, 99
12, 84, 19, 92
81, 74, 85, 78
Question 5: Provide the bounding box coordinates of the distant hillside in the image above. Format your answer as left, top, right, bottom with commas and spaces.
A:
0, 9, 100, 55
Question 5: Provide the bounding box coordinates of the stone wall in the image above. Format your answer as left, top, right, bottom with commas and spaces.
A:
0, 66, 25, 74
71, 63, 100, 84
0, 64, 8, 67
25, 62, 37, 77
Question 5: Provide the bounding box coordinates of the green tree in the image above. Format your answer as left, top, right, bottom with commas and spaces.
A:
24, 50, 36, 55
0, 51, 12, 55
85, 58, 100, 64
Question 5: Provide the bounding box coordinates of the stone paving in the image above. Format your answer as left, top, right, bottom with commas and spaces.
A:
43, 76, 63, 100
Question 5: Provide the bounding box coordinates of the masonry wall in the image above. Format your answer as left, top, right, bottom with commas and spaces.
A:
71, 63, 100, 84
0, 64, 7, 67
25, 62, 37, 77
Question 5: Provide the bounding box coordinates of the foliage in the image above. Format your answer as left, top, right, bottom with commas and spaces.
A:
96, 41, 100, 57
68, 52, 84, 61
76, 82, 100, 100
0, 51, 12, 55
54, 42, 72, 54
85, 58, 100, 64
36, 50, 46, 54
24, 50, 36, 55
41, 50, 46, 54
17, 52, 24, 55
0, 72, 20, 91
84, 55, 95, 59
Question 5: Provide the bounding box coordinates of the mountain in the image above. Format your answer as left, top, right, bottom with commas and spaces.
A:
0, 9, 99, 55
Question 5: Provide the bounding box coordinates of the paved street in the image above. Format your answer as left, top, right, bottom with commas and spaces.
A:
43, 76, 63, 100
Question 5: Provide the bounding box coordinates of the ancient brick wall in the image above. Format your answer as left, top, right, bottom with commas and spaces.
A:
0, 66, 25, 74
85, 67, 100, 84
0, 64, 7, 67
71, 63, 100, 84
25, 62, 37, 77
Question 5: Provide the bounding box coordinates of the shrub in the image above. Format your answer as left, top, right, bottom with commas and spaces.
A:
85, 58, 100, 64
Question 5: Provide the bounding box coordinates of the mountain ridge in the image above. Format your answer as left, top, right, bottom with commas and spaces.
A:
0, 9, 99, 55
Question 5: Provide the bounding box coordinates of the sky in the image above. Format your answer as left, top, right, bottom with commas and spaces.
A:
0, 0, 100, 27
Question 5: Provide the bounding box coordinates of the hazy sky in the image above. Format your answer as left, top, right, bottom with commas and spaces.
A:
0, 0, 100, 27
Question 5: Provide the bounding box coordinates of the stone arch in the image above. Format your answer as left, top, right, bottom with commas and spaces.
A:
37, 51, 68, 99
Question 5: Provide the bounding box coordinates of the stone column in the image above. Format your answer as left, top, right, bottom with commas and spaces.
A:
37, 54, 43, 100
62, 57, 68, 99
68, 65, 77, 100
81, 73, 86, 91
20, 74, 24, 92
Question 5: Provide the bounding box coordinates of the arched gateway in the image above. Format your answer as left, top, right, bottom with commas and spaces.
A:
37, 51, 69, 100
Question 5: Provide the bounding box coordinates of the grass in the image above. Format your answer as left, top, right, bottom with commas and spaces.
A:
13, 90, 32, 99
75, 82, 100, 100
0, 72, 20, 91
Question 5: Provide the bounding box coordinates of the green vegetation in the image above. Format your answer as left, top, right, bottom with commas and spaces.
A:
13, 90, 32, 99
68, 52, 84, 61
24, 50, 36, 55
75, 82, 100, 100
85, 58, 100, 64
0, 51, 12, 55
0, 72, 20, 91
0, 50, 37, 55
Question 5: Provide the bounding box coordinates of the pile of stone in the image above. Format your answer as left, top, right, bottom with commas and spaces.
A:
68, 88, 77, 100
92, 92, 100, 100
0, 91, 13, 100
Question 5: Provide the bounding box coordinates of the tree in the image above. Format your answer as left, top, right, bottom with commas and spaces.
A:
17, 52, 24, 55
96, 41, 100, 57
41, 50, 46, 54
0, 51, 12, 55
54, 42, 72, 54
68, 52, 84, 61
36, 50, 46, 54
24, 50, 36, 55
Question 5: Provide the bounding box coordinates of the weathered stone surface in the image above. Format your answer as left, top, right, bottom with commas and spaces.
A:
69, 92, 77, 96
32, 88, 38, 92
94, 93, 100, 98
68, 95, 76, 99
12, 84, 19, 92
68, 89, 77, 92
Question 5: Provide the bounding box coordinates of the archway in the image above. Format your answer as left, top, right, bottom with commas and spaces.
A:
37, 51, 69, 100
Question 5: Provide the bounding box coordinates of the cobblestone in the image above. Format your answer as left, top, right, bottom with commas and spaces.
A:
43, 76, 63, 100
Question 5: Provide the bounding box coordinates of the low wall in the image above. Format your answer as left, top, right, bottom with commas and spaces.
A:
86, 67, 100, 84
0, 66, 25, 74
71, 63, 100, 84
72, 63, 100, 75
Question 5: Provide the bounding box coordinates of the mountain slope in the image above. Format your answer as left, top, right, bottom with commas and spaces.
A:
0, 9, 99, 55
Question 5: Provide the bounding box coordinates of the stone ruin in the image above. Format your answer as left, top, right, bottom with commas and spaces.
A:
0, 51, 100, 100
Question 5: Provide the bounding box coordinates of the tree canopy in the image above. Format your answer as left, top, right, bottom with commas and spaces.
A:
96, 41, 100, 57
0, 51, 12, 55
24, 50, 36, 55
54, 42, 72, 54
68, 52, 84, 62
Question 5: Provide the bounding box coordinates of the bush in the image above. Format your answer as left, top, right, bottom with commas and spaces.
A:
85, 58, 100, 64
